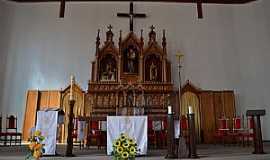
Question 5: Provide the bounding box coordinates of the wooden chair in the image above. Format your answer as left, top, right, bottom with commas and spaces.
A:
72, 118, 78, 143
214, 117, 229, 145
5, 115, 22, 146
0, 115, 6, 146
147, 118, 157, 148
160, 118, 168, 148
87, 120, 102, 149
180, 115, 189, 144
242, 116, 254, 147
153, 119, 167, 148
228, 116, 244, 145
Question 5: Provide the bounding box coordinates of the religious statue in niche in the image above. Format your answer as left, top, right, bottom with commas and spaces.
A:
145, 54, 161, 82
150, 62, 158, 81
123, 45, 138, 74
100, 55, 116, 81
127, 92, 134, 107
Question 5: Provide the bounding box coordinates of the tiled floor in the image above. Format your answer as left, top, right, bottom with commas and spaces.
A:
0, 143, 270, 160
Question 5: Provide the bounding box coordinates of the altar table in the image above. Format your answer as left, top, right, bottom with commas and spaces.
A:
107, 116, 148, 155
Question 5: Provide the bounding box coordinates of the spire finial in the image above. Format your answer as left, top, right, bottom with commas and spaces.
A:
108, 24, 113, 31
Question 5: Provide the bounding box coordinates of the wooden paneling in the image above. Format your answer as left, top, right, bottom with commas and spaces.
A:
39, 91, 61, 110
199, 90, 236, 143
223, 91, 236, 129
199, 91, 216, 143
22, 90, 38, 141
213, 92, 223, 129
23, 90, 61, 141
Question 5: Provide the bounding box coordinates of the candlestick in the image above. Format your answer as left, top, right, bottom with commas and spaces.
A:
168, 105, 172, 114
70, 75, 75, 100
188, 106, 193, 114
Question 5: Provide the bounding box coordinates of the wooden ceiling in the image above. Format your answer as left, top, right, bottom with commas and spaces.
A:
10, 0, 257, 4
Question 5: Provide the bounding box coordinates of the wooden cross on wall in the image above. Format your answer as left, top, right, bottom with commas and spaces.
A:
117, 2, 146, 31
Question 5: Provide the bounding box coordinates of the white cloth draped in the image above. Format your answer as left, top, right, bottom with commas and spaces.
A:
107, 116, 148, 155
36, 111, 58, 155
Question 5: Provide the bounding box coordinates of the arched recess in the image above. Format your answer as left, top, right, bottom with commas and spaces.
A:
99, 54, 117, 82
181, 81, 201, 143
144, 54, 162, 82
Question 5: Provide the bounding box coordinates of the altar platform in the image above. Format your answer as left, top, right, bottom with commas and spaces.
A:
1, 143, 270, 160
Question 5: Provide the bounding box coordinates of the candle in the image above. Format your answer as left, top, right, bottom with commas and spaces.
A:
188, 106, 193, 114
70, 75, 75, 100
168, 105, 172, 114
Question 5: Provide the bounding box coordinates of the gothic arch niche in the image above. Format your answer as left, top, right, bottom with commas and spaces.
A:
122, 45, 139, 74
181, 81, 201, 143
99, 54, 117, 82
144, 54, 162, 82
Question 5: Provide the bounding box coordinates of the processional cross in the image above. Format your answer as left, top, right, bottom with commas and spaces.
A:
117, 1, 147, 31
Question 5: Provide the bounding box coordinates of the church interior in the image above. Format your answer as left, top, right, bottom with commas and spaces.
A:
0, 0, 270, 159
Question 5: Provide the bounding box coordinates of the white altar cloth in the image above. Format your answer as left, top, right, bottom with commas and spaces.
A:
107, 116, 148, 155
36, 111, 58, 155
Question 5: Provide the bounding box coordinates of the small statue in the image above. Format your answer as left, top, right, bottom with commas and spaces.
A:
150, 62, 157, 81
127, 47, 136, 73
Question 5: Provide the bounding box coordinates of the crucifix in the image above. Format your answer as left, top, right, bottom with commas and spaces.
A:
117, 1, 147, 32
197, 0, 203, 19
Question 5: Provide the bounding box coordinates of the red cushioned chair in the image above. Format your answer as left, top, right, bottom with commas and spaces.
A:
148, 118, 157, 148
242, 116, 254, 146
0, 115, 6, 146
160, 118, 168, 148
87, 120, 102, 149
154, 118, 167, 148
180, 115, 189, 145
228, 116, 244, 145
72, 118, 78, 142
214, 116, 229, 145
5, 115, 22, 146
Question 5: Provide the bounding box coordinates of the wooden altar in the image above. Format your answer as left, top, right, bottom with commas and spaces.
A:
86, 25, 174, 119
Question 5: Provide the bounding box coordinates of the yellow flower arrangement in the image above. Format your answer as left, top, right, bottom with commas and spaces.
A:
25, 130, 45, 160
112, 133, 138, 160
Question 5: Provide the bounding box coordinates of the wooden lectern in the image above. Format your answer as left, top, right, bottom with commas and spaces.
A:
246, 109, 266, 154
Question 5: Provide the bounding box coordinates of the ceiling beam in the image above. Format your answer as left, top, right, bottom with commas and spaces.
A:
9, 0, 257, 4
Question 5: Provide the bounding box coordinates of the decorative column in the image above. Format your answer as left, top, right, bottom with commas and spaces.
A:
139, 55, 143, 82
163, 58, 167, 82
118, 55, 121, 82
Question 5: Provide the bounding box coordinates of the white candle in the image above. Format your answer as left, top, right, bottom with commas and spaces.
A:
168, 105, 172, 114
70, 75, 75, 100
188, 106, 193, 114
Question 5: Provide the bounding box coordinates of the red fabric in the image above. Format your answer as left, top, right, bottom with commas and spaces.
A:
91, 121, 99, 130
219, 119, 228, 129
248, 117, 255, 129
148, 118, 153, 131
180, 116, 188, 130
234, 117, 241, 129
162, 118, 167, 130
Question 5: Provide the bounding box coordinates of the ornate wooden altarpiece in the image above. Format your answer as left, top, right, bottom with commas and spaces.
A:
86, 25, 173, 120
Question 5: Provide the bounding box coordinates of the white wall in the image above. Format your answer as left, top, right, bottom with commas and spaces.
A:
0, 0, 9, 115
233, 0, 270, 140
0, 0, 269, 140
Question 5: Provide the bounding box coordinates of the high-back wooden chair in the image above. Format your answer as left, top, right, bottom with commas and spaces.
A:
147, 117, 157, 148
87, 120, 103, 149
214, 116, 229, 144
242, 116, 255, 146
6, 115, 22, 146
